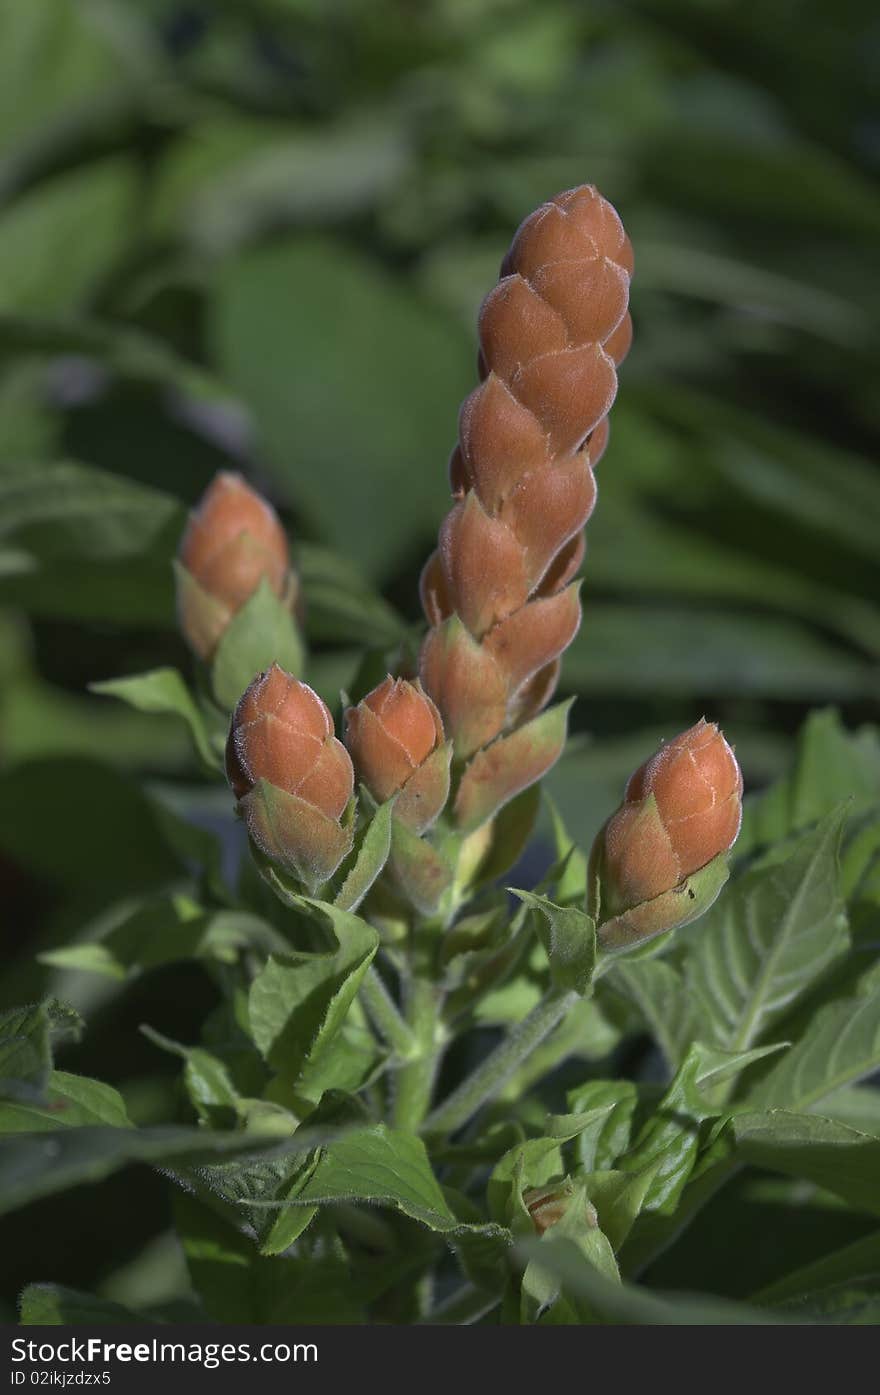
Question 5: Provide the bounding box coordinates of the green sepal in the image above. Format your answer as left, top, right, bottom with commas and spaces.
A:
598, 851, 732, 953
332, 792, 396, 912
240, 777, 354, 894
211, 576, 304, 710
395, 739, 453, 833
388, 818, 455, 915
512, 891, 597, 997
173, 560, 231, 661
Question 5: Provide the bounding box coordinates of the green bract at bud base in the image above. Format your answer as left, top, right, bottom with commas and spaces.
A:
240, 778, 355, 895
591, 848, 731, 952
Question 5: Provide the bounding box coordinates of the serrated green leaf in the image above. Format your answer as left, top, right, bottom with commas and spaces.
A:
90, 667, 221, 770
604, 958, 707, 1070
748, 986, 880, 1112
739, 711, 880, 857
211, 577, 304, 709
0, 999, 83, 1105
285, 1123, 457, 1231
18, 1284, 141, 1325
686, 807, 849, 1053
0, 1123, 337, 1218
247, 901, 378, 1096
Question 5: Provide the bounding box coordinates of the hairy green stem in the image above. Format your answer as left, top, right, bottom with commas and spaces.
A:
360, 964, 418, 1060
423, 985, 577, 1137
393, 976, 445, 1131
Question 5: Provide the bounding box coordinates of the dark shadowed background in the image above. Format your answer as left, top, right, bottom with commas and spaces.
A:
0, 0, 878, 1315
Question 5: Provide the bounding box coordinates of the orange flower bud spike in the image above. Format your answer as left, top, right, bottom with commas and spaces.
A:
417, 185, 633, 830
176, 471, 298, 661
344, 677, 451, 834
226, 664, 355, 893
589, 719, 743, 951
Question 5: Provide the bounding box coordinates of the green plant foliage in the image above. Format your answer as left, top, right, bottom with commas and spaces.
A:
1, 0, 879, 1330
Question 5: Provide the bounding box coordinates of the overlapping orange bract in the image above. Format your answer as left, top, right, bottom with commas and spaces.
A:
419, 186, 633, 772
177, 472, 298, 660
345, 677, 450, 834
226, 665, 354, 886
597, 718, 743, 918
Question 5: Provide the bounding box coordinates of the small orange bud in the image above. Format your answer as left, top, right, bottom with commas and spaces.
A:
591, 719, 742, 947
345, 677, 450, 833
226, 665, 354, 889
522, 1180, 597, 1237
176, 472, 296, 660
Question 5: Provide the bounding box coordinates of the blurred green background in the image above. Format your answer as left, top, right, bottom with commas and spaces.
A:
1, 0, 879, 1317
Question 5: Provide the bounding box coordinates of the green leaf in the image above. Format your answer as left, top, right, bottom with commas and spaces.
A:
19, 1284, 141, 1325
0, 459, 180, 563
285, 1124, 458, 1232
173, 1189, 363, 1323
0, 999, 83, 1105
0, 1070, 129, 1133
522, 1196, 620, 1322
0, 1123, 336, 1218
210, 238, 472, 580
748, 986, 880, 1112
211, 577, 304, 710
734, 1112, 880, 1216
567, 1081, 641, 1172
604, 958, 707, 1070
544, 793, 588, 905
150, 113, 411, 256
686, 807, 849, 1052
511, 892, 596, 997
739, 710, 880, 856
295, 542, 409, 648
40, 899, 286, 980
613, 1041, 785, 1275
90, 668, 221, 771
488, 1110, 615, 1227
752, 1229, 880, 1322
333, 797, 395, 913
516, 1237, 787, 1324
563, 604, 877, 700
247, 901, 378, 1095
0, 158, 136, 315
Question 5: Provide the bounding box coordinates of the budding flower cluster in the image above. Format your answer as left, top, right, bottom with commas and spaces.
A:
176, 472, 298, 660
590, 719, 743, 949
419, 185, 633, 766
226, 664, 354, 890
344, 677, 450, 833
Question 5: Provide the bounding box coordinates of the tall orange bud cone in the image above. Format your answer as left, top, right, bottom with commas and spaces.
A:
590, 719, 743, 950
417, 185, 632, 831
176, 471, 297, 660
226, 664, 354, 891
344, 677, 451, 834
